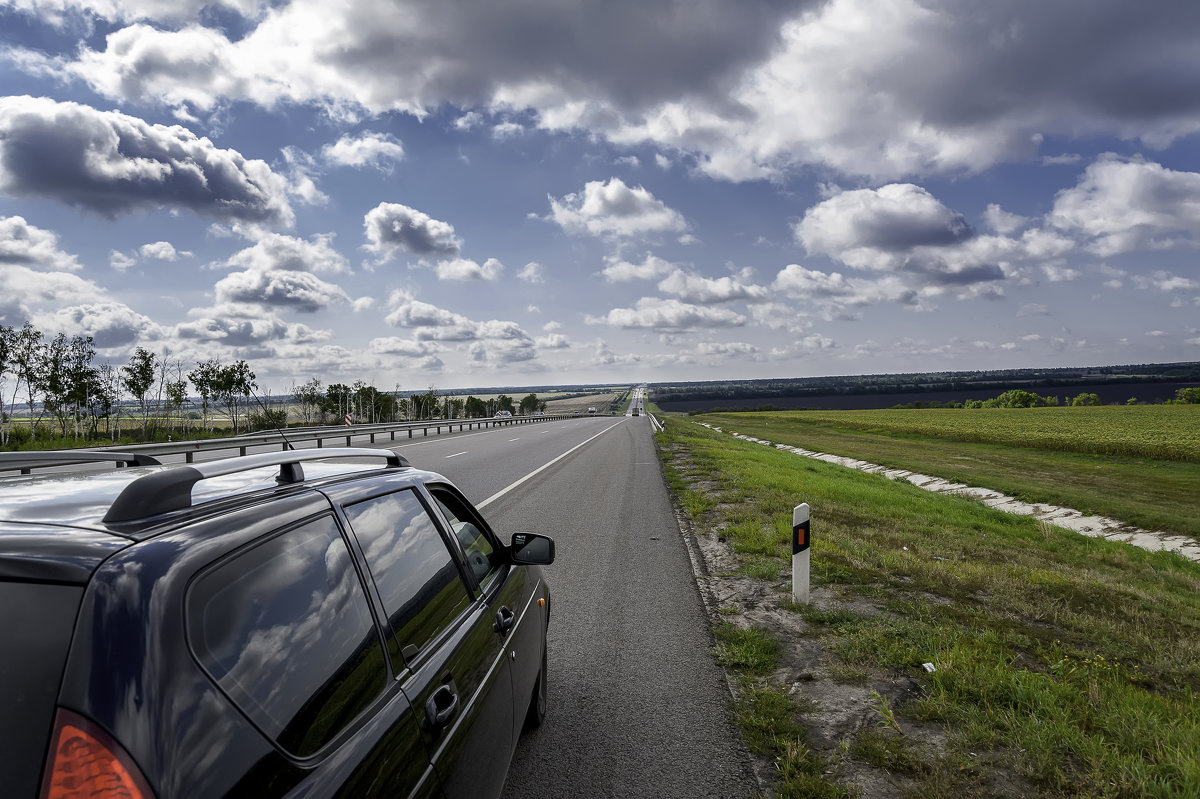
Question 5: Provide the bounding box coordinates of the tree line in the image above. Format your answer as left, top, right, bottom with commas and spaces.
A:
0, 321, 550, 449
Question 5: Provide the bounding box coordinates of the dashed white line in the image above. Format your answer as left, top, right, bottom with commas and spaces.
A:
478, 420, 624, 509
509, 438, 521, 442
445, 451, 468, 459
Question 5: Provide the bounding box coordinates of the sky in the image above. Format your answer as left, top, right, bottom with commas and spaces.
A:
1, 0, 1199, 393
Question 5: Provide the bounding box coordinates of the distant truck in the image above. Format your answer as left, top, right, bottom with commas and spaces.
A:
587, 406, 597, 414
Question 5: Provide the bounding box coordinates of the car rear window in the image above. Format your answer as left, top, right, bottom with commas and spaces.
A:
0, 580, 85, 799
188, 515, 387, 758
341, 489, 471, 665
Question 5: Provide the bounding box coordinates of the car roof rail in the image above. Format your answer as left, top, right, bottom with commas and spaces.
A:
103, 448, 410, 524
0, 450, 162, 474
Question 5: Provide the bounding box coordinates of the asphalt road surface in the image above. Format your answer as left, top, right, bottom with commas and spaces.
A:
389, 415, 756, 799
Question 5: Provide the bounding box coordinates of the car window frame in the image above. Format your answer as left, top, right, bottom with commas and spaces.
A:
336, 484, 481, 673
419, 482, 509, 597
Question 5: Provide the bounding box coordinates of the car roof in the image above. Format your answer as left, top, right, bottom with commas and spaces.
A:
0, 450, 426, 584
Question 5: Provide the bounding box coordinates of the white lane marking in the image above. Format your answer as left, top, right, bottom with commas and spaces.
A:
478, 420, 625, 509
445, 451, 468, 459
509, 438, 521, 442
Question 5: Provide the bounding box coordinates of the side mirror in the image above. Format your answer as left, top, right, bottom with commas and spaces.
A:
509, 532, 555, 565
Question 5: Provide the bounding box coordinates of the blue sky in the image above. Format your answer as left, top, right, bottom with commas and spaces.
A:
1, 0, 1198, 392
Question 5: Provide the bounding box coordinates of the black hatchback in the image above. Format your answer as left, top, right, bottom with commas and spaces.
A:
0, 448, 554, 799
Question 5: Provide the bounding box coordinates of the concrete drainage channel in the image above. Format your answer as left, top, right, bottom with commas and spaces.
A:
700, 423, 1200, 564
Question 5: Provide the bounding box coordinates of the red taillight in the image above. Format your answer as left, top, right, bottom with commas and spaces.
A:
40, 708, 155, 799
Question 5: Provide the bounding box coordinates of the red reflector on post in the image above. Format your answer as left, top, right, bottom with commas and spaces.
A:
41, 709, 154, 799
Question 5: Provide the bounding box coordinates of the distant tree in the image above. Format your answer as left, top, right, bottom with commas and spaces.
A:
213, 360, 256, 434
293, 377, 323, 425
410, 387, 439, 420
464, 396, 487, 418
519, 393, 540, 415
322, 383, 353, 422
1174, 387, 1200, 404
9, 322, 45, 439
1071, 392, 1101, 407
983, 389, 1056, 408
121, 347, 157, 438
496, 394, 515, 414
1126, 397, 1139, 406
188, 359, 222, 432
41, 333, 97, 437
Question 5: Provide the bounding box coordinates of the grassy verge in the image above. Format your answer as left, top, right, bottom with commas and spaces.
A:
660, 417, 1200, 797
701, 410, 1200, 540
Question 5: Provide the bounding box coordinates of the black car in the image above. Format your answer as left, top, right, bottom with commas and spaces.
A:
0, 448, 554, 799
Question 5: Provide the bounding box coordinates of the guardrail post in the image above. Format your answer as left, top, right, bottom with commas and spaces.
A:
345, 435, 352, 446
792, 503, 811, 605
239, 446, 247, 456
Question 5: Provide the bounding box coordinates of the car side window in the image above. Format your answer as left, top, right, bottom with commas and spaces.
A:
188, 515, 387, 758
341, 489, 471, 663
430, 487, 501, 587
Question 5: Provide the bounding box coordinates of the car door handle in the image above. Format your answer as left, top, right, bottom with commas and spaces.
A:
494, 606, 515, 634
425, 684, 458, 730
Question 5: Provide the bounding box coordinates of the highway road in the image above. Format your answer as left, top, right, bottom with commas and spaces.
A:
389, 414, 757, 798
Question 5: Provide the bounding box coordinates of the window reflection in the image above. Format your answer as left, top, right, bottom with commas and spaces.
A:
342, 490, 471, 662
189, 516, 386, 757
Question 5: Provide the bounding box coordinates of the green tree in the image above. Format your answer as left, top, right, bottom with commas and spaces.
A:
188, 359, 221, 432
9, 322, 45, 440
1175, 387, 1200, 404
213, 360, 256, 434
1071, 392, 1101, 406
293, 377, 323, 425
519, 393, 540, 415
496, 394, 515, 414
41, 333, 97, 437
323, 383, 353, 422
464, 396, 487, 418
121, 347, 157, 438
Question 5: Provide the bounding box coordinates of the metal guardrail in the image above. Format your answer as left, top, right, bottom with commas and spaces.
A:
0, 413, 574, 472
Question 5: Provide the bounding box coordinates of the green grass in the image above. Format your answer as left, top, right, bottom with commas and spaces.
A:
701, 408, 1200, 539
661, 417, 1200, 797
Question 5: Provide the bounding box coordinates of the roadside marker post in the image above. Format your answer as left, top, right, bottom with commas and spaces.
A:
792, 503, 810, 605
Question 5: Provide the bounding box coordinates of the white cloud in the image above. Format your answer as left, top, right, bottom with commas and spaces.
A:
549, 178, 686, 237
218, 232, 349, 274
1017, 303, 1049, 317
431, 257, 504, 281
139, 241, 190, 261
0, 266, 98, 323
176, 304, 328, 347
43, 302, 158, 349
109, 250, 137, 272
656, 269, 768, 304
518, 261, 545, 283
0, 96, 293, 225
363, 203, 463, 261
588, 297, 745, 330
26, 0, 1200, 186
382, 290, 538, 367
0, 215, 81, 271
214, 269, 349, 312
323, 131, 405, 171
982, 204, 1028, 235
600, 253, 676, 282
1049, 155, 1200, 256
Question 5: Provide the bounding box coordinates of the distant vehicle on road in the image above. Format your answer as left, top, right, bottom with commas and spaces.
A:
587, 406, 597, 414
495, 410, 513, 418
632, 408, 640, 416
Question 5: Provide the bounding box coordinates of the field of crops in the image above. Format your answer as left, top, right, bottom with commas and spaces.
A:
720, 404, 1200, 462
